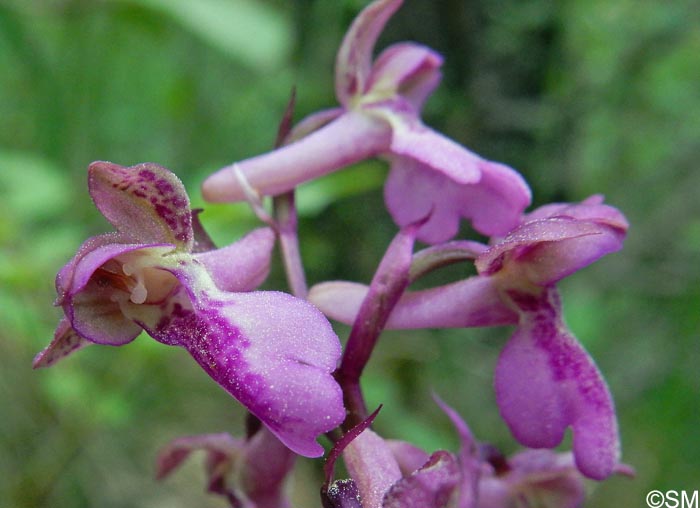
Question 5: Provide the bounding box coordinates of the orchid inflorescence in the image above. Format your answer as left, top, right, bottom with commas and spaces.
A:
35, 1, 633, 506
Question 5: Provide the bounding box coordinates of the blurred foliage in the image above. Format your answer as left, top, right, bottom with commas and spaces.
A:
1, 0, 698, 506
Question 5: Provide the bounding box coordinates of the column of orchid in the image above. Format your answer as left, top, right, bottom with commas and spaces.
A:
35, 0, 632, 506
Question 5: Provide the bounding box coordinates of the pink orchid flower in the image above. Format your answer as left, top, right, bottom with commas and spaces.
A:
34, 161, 345, 458
202, 0, 530, 244
156, 426, 295, 508
309, 196, 629, 479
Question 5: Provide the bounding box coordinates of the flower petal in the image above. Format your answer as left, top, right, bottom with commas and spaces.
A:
156, 427, 295, 507
477, 451, 587, 508
60, 242, 173, 299
344, 429, 403, 508
524, 195, 629, 231
190, 209, 218, 253
54, 232, 124, 306
88, 161, 194, 250
386, 440, 430, 476
368, 42, 443, 109
309, 276, 516, 330
384, 154, 530, 243
33, 317, 92, 368
139, 284, 344, 458
495, 288, 620, 480
194, 227, 275, 292
335, 0, 403, 105
155, 432, 242, 487
507, 450, 585, 508
383, 451, 462, 508
388, 122, 482, 185
63, 244, 174, 345
69, 280, 144, 346
202, 112, 392, 202
308, 281, 371, 324
476, 217, 626, 285
238, 427, 296, 508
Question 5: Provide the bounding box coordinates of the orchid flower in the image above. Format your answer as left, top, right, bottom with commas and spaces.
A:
323, 399, 479, 508
477, 449, 587, 508
324, 396, 631, 508
156, 426, 295, 508
309, 195, 629, 478
478, 442, 634, 508
33, 161, 345, 458
201, 0, 531, 244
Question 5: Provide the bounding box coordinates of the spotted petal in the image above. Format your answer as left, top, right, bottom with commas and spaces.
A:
88, 161, 193, 250
33, 317, 92, 368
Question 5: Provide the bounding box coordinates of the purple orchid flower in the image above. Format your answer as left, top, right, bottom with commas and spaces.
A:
325, 396, 631, 508
309, 196, 629, 479
156, 426, 295, 508
324, 398, 479, 508
477, 443, 634, 508
34, 161, 345, 458
477, 449, 586, 508
201, 0, 531, 244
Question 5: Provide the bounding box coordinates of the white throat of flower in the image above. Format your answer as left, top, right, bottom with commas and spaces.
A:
121, 261, 148, 304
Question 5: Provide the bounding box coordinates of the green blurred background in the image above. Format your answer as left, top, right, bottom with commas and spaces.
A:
1, 0, 698, 506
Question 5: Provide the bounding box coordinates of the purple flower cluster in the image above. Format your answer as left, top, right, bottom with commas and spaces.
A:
35, 0, 632, 506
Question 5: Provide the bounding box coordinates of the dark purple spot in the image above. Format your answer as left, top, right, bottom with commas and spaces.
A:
155, 178, 174, 195
172, 197, 188, 208
139, 169, 156, 181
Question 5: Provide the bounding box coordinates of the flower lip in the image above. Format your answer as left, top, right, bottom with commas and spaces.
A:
495, 287, 620, 480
